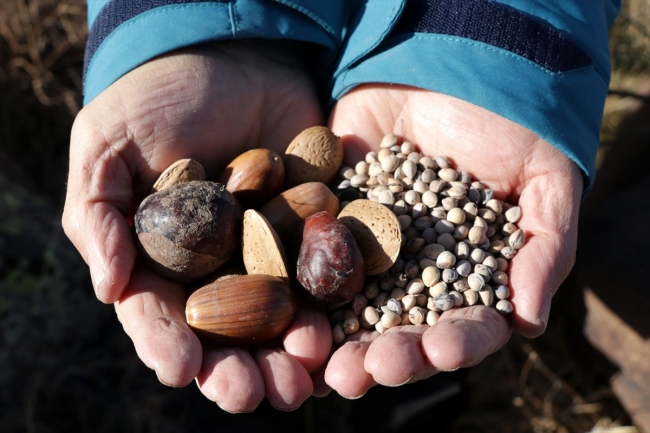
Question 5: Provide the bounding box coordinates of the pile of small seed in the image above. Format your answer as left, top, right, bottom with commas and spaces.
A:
330, 133, 525, 344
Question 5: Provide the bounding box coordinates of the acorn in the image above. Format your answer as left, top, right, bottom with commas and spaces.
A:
185, 274, 297, 344
218, 148, 285, 209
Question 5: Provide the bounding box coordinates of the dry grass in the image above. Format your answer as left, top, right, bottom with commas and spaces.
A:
0, 0, 648, 432
0, 0, 86, 116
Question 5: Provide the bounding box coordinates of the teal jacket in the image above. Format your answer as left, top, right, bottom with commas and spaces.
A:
83, 0, 621, 192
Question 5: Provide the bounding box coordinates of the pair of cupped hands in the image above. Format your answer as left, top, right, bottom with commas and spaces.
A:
63, 41, 582, 412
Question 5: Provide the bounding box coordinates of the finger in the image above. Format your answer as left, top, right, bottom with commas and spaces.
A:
196, 348, 265, 413
364, 325, 437, 386
114, 263, 202, 386
324, 331, 377, 399
63, 108, 137, 304
282, 303, 331, 373
255, 348, 313, 410
309, 359, 332, 397
511, 156, 582, 337
422, 306, 511, 371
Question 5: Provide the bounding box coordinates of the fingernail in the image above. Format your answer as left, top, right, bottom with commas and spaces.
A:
538, 291, 552, 330
341, 392, 367, 400
88, 254, 105, 294
271, 403, 303, 412
376, 375, 413, 387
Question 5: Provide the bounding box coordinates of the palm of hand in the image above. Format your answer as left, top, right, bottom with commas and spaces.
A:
63, 41, 331, 412
325, 85, 582, 397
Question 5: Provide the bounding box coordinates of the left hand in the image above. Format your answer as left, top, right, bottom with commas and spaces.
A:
324, 84, 583, 398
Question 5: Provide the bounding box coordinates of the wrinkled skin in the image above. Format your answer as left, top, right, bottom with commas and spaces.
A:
63, 41, 582, 408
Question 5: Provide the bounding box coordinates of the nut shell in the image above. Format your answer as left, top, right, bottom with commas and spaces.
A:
186, 274, 297, 344
134, 181, 243, 282
152, 158, 205, 193
218, 148, 285, 209
337, 199, 401, 275
283, 126, 343, 188
242, 209, 290, 284
258, 182, 339, 244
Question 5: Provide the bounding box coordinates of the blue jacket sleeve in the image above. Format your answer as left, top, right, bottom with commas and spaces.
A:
331, 0, 621, 193
85, 0, 620, 193
83, 0, 345, 105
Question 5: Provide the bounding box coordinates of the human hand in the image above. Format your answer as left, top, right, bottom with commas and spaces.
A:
62, 41, 332, 411
325, 84, 583, 397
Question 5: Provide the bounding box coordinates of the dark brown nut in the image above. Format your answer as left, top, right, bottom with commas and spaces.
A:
259, 182, 339, 245
284, 126, 344, 188
186, 274, 296, 344
152, 158, 205, 193
297, 211, 365, 307
134, 181, 243, 282
218, 148, 285, 209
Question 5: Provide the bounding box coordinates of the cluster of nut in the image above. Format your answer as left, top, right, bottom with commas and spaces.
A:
329, 133, 525, 344
134, 126, 347, 344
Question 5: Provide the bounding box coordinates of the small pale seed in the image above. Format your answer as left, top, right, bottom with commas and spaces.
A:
427, 310, 440, 326
496, 299, 513, 314
509, 229, 526, 250
438, 168, 458, 182
449, 290, 464, 307
401, 294, 417, 311
434, 293, 454, 311
479, 285, 494, 306
406, 278, 425, 295
468, 273, 486, 291
429, 281, 448, 297
505, 206, 522, 223
409, 307, 427, 325
381, 311, 402, 328
494, 285, 510, 300
380, 133, 398, 148
422, 266, 441, 287
463, 289, 479, 306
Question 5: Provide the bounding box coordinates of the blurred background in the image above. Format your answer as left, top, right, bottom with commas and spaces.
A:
0, 1, 648, 432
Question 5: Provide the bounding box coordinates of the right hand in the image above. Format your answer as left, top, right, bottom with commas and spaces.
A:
62, 40, 332, 412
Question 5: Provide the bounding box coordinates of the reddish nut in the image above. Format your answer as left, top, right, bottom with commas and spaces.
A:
134, 181, 243, 282
297, 211, 365, 307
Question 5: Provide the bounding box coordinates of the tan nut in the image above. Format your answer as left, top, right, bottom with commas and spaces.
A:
152, 158, 205, 193
283, 126, 343, 188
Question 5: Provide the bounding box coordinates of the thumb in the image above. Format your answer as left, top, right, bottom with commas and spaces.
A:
509, 160, 582, 337
62, 107, 137, 303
